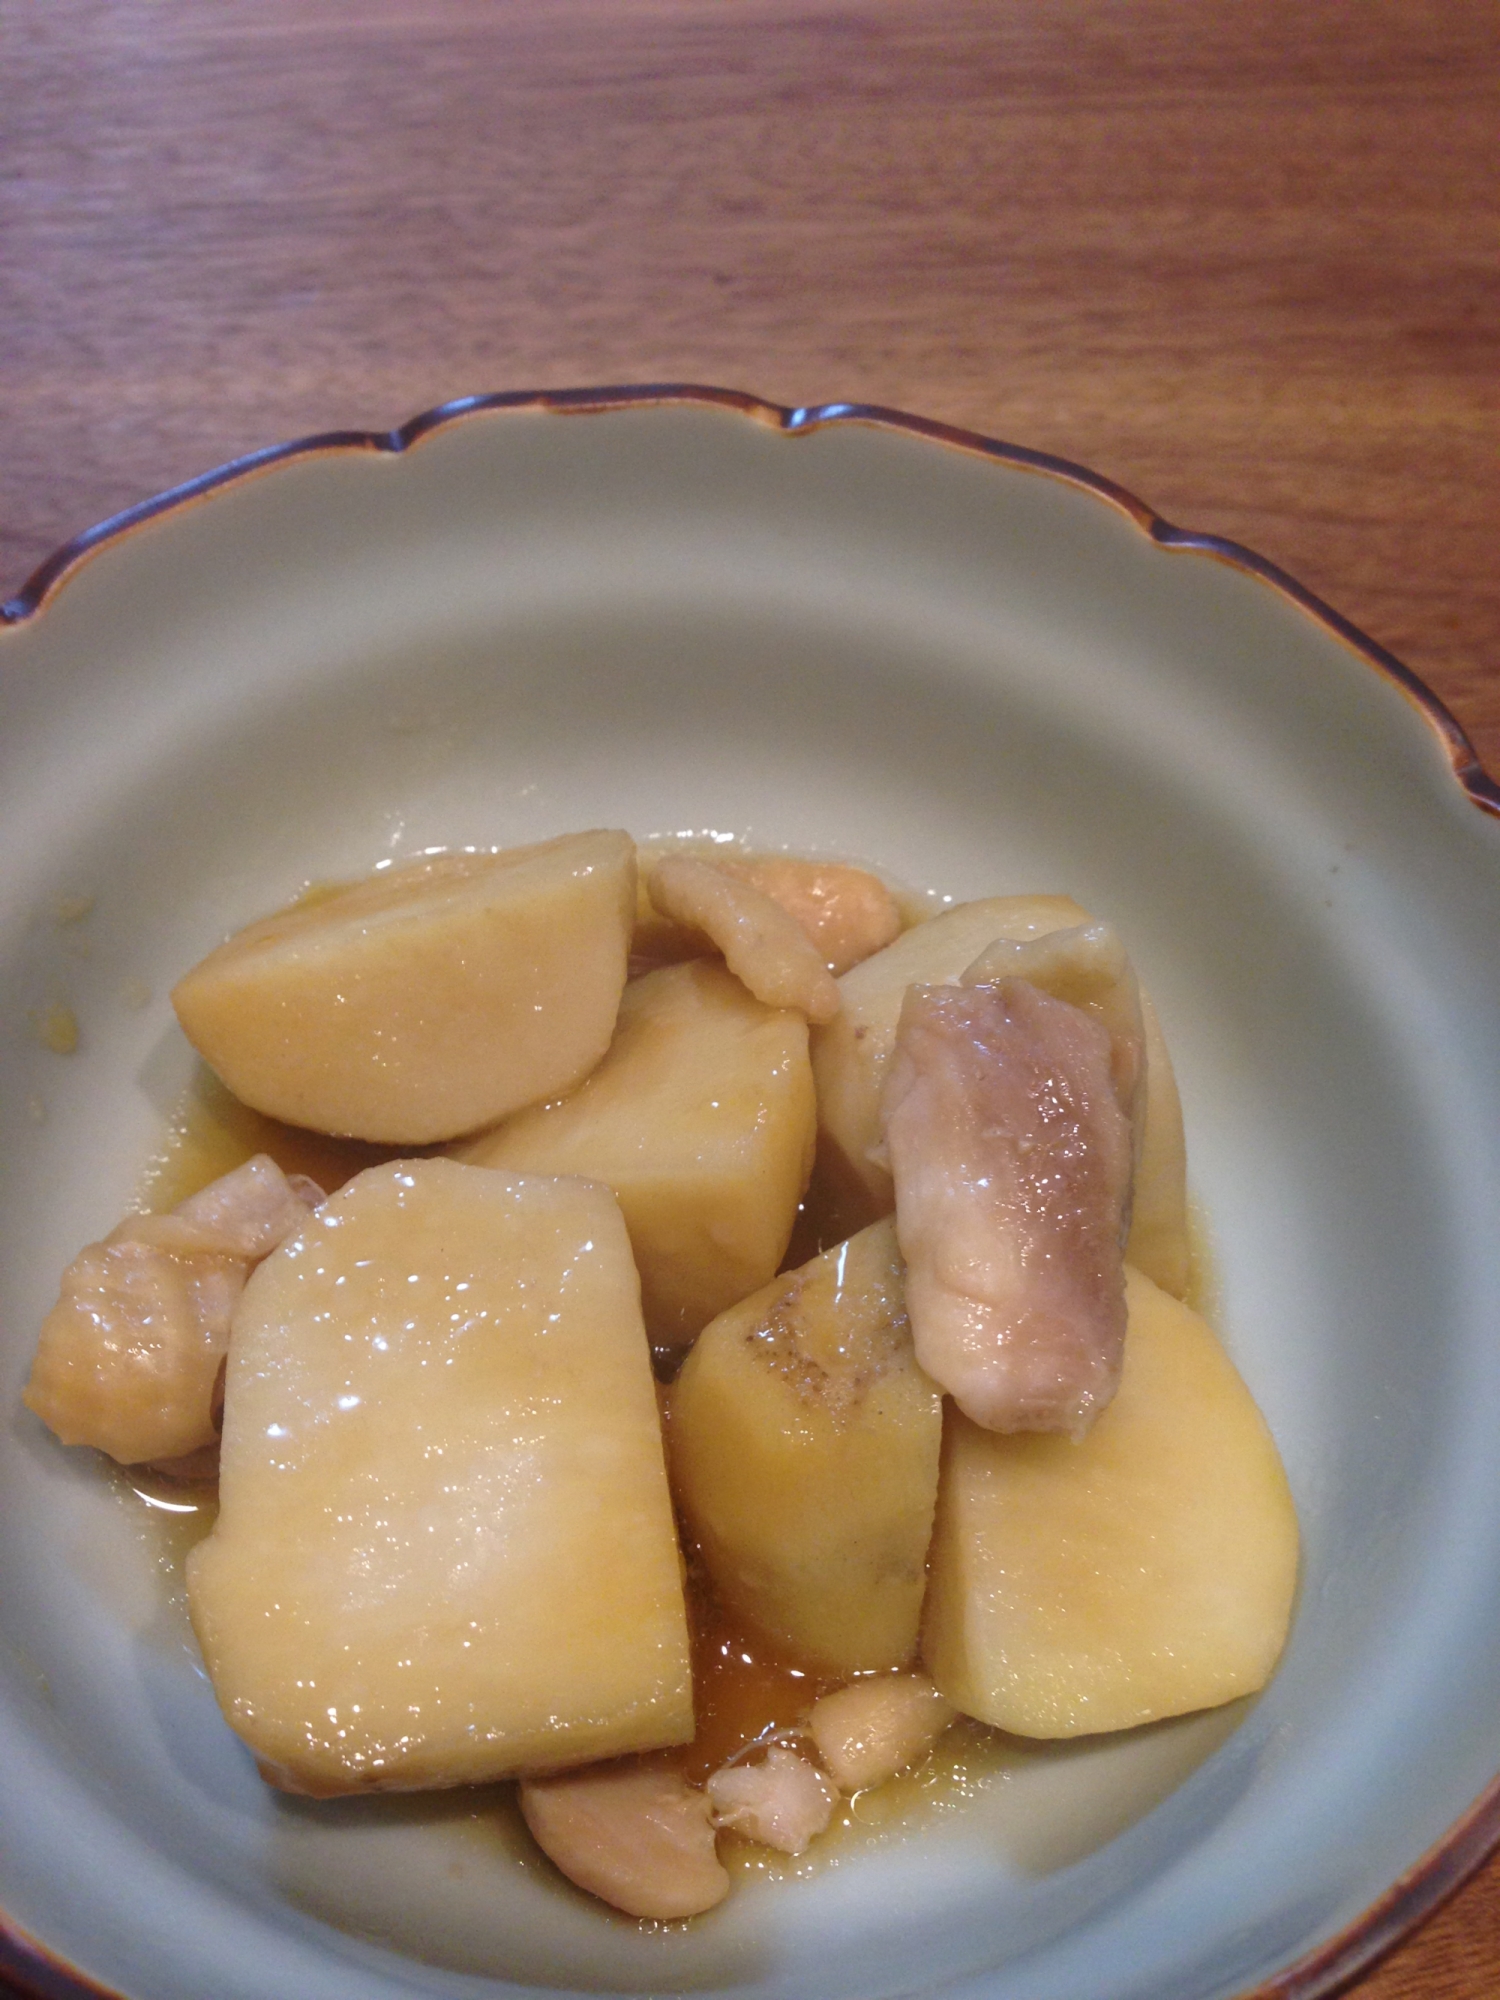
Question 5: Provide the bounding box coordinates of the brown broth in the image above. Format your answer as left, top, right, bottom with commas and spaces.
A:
677, 1575, 842, 1784
137, 1064, 407, 1213
672, 1573, 1020, 1885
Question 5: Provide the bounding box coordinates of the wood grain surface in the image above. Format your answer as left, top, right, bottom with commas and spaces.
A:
2, 3, 1498, 1997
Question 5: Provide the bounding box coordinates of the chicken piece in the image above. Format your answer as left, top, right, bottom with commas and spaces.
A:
24, 1235, 244, 1464
648, 855, 840, 1024
960, 927, 1194, 1300
960, 921, 1145, 1137
706, 1745, 837, 1854
809, 896, 1191, 1297
716, 856, 902, 975
806, 1674, 956, 1793
883, 981, 1133, 1436
811, 893, 1093, 1221
520, 1759, 728, 1920
23, 1155, 321, 1465
170, 1154, 325, 1257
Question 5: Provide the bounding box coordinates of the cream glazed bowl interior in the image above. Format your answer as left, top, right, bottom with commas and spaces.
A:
2, 388, 1500, 2000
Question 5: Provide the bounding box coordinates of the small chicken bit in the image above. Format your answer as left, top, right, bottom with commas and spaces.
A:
807, 1674, 956, 1793
24, 1234, 243, 1464
24, 1155, 322, 1466
716, 856, 902, 976
705, 1743, 837, 1855
883, 980, 1134, 1436
520, 1670, 957, 1915
648, 856, 841, 1024
520, 1758, 729, 1920
169, 1154, 326, 1258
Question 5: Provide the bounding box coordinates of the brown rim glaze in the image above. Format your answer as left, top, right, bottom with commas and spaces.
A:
2, 385, 1498, 2000
0, 1915, 128, 2000
3, 384, 1497, 824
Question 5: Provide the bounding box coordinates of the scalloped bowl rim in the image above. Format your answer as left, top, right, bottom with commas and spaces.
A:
1, 384, 1498, 2000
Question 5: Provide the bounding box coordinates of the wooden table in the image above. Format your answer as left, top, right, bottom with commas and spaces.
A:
2, 4, 1497, 1996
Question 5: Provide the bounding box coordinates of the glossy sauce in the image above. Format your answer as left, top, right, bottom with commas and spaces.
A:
137, 1065, 403, 1213
678, 1571, 841, 1784
674, 1570, 1020, 1885
124, 1462, 219, 1553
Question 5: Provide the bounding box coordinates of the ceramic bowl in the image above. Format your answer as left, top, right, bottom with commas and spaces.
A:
3, 388, 1500, 2000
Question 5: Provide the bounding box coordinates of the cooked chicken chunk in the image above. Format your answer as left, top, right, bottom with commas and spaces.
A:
706, 1744, 837, 1854
23, 1155, 321, 1465
883, 981, 1133, 1436
648, 855, 840, 1023
716, 856, 902, 975
807, 1674, 956, 1793
960, 921, 1144, 1136
169, 1154, 325, 1258
520, 1759, 728, 1919
24, 1235, 244, 1465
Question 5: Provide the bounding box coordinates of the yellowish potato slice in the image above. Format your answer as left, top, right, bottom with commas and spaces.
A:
921, 1266, 1299, 1737
1127, 990, 1191, 1299
171, 831, 636, 1144
810, 893, 1190, 1295
669, 1218, 943, 1673
459, 960, 815, 1348
187, 1159, 693, 1795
